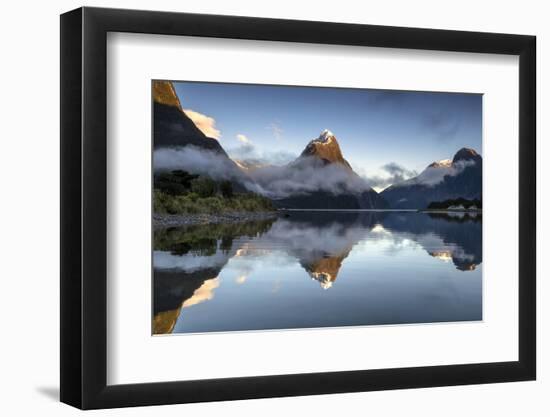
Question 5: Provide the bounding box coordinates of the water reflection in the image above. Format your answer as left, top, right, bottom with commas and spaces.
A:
153, 211, 482, 334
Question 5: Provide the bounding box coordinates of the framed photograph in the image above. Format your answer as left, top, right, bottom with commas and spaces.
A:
60, 7, 536, 409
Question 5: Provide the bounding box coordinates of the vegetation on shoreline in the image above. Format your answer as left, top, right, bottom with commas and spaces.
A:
427, 211, 482, 223
153, 170, 275, 215
426, 197, 482, 210
153, 219, 276, 253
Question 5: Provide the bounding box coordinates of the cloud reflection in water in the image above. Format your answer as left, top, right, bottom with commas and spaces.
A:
153, 211, 482, 334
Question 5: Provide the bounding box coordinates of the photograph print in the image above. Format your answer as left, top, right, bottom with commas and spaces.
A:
152, 80, 482, 335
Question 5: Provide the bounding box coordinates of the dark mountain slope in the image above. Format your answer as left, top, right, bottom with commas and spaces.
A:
381, 148, 482, 209
153, 80, 228, 155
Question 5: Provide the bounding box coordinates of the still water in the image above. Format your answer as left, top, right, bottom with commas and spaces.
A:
153, 211, 482, 334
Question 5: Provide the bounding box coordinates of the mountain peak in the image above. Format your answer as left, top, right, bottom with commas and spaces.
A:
453, 148, 481, 163
300, 130, 350, 167
152, 80, 182, 110
317, 129, 335, 143
153, 80, 231, 157
428, 159, 453, 169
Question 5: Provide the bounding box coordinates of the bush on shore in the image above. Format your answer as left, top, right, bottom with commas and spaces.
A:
153, 170, 274, 214
427, 198, 482, 210
154, 189, 274, 215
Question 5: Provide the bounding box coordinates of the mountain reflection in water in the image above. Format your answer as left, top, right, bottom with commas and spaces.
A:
153, 211, 482, 334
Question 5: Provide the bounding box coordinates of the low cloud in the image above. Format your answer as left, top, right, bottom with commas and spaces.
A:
248, 158, 370, 199
362, 162, 418, 190
154, 146, 242, 181
382, 162, 416, 178
155, 145, 476, 199
183, 108, 221, 139
153, 250, 229, 272
412, 159, 475, 186
154, 146, 372, 199
261, 217, 368, 260
153, 146, 264, 194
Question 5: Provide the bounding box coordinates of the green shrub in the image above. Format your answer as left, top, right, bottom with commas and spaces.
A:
202, 197, 223, 213
154, 170, 198, 195
191, 177, 217, 198
153, 186, 274, 215
153, 189, 169, 213
220, 180, 234, 198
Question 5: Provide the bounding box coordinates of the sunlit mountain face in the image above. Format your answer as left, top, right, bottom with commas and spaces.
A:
274, 130, 388, 209
152, 220, 275, 334
233, 159, 271, 171
227, 130, 390, 209
152, 211, 482, 334
302, 253, 350, 289
152, 84, 391, 207
299, 129, 353, 168
149, 81, 484, 335
153, 81, 228, 154
153, 81, 481, 210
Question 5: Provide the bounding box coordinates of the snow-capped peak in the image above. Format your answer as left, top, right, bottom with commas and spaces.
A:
233, 160, 249, 170
428, 159, 452, 168
317, 129, 334, 143
299, 129, 352, 168
233, 159, 269, 171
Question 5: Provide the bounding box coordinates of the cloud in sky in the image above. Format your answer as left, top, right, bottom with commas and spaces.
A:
227, 138, 296, 167
182, 278, 220, 308
370, 90, 410, 107
236, 134, 250, 144
266, 122, 283, 140
248, 158, 371, 198
154, 146, 368, 199
362, 162, 418, 191
421, 110, 461, 141
183, 108, 221, 139
411, 159, 474, 186
235, 275, 248, 284
228, 142, 256, 160
369, 91, 468, 143
382, 162, 417, 180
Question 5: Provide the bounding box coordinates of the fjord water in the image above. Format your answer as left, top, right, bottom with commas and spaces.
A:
153, 211, 482, 334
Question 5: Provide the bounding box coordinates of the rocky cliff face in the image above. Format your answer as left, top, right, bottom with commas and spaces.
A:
300, 129, 352, 169
153, 80, 184, 109
153, 80, 228, 155
453, 148, 482, 164
301, 251, 351, 289
272, 130, 388, 209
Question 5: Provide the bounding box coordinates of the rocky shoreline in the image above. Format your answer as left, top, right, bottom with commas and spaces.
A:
153, 211, 279, 229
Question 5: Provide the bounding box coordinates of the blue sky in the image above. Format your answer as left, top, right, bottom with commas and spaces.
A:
174, 81, 482, 189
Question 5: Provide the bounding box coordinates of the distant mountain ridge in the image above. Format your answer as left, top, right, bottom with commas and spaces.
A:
153, 81, 480, 210
381, 148, 482, 209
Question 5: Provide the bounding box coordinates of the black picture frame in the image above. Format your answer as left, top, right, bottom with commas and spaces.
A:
60, 6, 536, 410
